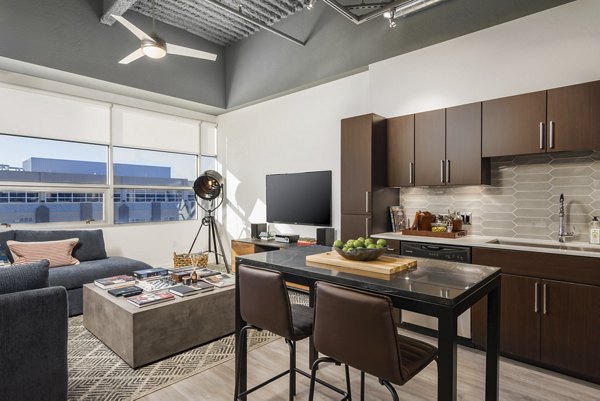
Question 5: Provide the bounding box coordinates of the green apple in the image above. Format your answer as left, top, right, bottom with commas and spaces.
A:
367, 244, 377, 249
333, 240, 343, 248
376, 239, 387, 247
364, 238, 375, 245
353, 239, 365, 248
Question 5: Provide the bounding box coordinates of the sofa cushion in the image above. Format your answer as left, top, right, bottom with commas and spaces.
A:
0, 230, 16, 263
14, 230, 107, 262
0, 260, 50, 295
48, 256, 152, 290
8, 238, 80, 268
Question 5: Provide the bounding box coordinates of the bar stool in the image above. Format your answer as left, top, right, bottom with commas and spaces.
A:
235, 264, 349, 401
309, 281, 438, 401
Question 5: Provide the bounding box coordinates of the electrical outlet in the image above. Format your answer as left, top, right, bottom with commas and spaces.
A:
460, 212, 472, 225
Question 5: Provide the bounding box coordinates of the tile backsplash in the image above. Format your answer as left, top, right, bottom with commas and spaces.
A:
400, 151, 600, 242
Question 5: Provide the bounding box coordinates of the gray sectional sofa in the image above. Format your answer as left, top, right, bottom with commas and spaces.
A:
0, 229, 151, 316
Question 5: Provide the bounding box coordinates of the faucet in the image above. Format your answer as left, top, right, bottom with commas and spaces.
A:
558, 193, 574, 243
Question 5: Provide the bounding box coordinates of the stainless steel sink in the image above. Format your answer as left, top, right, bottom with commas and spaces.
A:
486, 239, 600, 253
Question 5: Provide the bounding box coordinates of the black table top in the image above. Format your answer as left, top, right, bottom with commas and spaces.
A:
236, 245, 501, 308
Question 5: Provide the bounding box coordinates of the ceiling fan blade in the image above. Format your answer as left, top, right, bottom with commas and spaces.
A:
112, 14, 153, 41
119, 49, 145, 64
167, 44, 217, 61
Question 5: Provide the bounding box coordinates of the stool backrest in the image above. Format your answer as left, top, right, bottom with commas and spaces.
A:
313, 282, 404, 384
238, 264, 294, 339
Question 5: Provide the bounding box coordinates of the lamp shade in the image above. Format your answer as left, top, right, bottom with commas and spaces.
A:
193, 170, 223, 200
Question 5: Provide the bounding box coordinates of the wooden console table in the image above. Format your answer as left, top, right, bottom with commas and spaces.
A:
231, 238, 308, 291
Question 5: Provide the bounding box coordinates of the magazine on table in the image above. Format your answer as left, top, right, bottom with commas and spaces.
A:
201, 273, 235, 288
94, 275, 136, 290
126, 290, 175, 307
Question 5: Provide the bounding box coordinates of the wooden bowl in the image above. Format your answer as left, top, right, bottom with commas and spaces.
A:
332, 246, 385, 261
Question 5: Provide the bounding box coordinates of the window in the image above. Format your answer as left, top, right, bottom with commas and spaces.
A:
0, 134, 108, 225
112, 147, 198, 224
0, 190, 104, 224
0, 134, 107, 184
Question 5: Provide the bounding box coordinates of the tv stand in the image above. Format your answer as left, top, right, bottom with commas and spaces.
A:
231, 238, 307, 291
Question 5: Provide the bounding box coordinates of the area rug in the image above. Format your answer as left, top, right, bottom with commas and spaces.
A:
67, 316, 276, 400
67, 291, 307, 400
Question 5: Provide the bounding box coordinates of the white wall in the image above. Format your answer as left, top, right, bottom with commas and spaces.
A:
217, 0, 600, 244
369, 0, 600, 117
217, 72, 370, 246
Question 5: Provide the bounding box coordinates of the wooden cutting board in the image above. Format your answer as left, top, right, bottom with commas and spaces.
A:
305, 252, 417, 275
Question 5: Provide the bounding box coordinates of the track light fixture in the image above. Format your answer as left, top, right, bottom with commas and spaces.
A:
382, 0, 442, 27
307, 0, 317, 10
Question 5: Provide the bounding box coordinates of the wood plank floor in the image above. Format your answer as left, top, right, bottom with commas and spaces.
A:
137, 331, 600, 401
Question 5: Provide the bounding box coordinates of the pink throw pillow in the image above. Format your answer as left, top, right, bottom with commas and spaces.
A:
7, 238, 80, 268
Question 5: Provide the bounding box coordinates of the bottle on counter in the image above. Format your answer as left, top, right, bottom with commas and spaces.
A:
590, 217, 600, 245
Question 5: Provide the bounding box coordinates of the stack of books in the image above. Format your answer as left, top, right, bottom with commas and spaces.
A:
94, 275, 136, 290
201, 273, 235, 288
127, 290, 175, 307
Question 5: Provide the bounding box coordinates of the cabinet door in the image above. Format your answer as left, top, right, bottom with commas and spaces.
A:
341, 115, 372, 214
387, 115, 414, 187
500, 275, 541, 361
482, 91, 546, 157
547, 81, 600, 152
415, 109, 446, 186
341, 214, 371, 240
446, 102, 488, 185
541, 280, 600, 380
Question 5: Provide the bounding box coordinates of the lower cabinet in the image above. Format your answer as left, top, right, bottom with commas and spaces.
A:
471, 247, 600, 383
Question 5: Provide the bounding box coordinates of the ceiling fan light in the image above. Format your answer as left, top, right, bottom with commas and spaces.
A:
142, 44, 167, 59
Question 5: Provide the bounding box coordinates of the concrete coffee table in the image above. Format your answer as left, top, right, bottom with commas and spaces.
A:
83, 283, 234, 368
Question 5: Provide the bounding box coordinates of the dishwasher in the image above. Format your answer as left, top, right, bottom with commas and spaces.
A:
400, 241, 472, 339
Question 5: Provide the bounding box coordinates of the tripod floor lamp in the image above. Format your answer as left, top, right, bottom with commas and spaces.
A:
188, 170, 230, 273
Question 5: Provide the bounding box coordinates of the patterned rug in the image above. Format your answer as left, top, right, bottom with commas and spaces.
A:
67, 290, 307, 400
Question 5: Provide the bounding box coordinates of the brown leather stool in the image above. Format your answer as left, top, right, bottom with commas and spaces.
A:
309, 281, 438, 401
235, 265, 349, 401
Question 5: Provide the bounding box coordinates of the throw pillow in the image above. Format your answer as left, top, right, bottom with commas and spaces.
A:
7, 238, 80, 268
0, 259, 50, 295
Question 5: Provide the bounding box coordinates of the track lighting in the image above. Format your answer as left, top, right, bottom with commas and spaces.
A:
307, 0, 316, 10
382, 0, 443, 27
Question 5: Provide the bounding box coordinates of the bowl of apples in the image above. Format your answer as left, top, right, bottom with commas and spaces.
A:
332, 237, 387, 261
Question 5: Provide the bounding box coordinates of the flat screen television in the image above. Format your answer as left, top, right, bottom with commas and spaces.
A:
266, 170, 332, 226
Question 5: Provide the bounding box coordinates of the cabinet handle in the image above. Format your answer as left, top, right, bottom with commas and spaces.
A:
440, 160, 445, 183
446, 160, 451, 184
365, 191, 370, 213
365, 217, 370, 238
409, 162, 414, 184
543, 283, 548, 315
549, 121, 555, 149
539, 122, 545, 149
534, 282, 539, 313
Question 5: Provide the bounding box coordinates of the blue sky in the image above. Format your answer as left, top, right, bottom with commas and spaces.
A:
0, 135, 196, 180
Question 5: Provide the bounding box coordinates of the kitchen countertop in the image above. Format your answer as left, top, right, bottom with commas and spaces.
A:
372, 232, 600, 259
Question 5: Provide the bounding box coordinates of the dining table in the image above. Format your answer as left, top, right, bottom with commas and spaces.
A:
234, 245, 501, 401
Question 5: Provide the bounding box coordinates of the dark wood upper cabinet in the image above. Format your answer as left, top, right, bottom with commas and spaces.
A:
387, 115, 415, 187
482, 91, 547, 157
547, 80, 600, 152
446, 102, 490, 185
415, 109, 446, 186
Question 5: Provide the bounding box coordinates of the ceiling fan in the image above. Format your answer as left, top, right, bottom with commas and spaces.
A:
111, 11, 217, 64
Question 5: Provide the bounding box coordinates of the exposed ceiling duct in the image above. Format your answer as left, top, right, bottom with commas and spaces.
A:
100, 0, 447, 47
